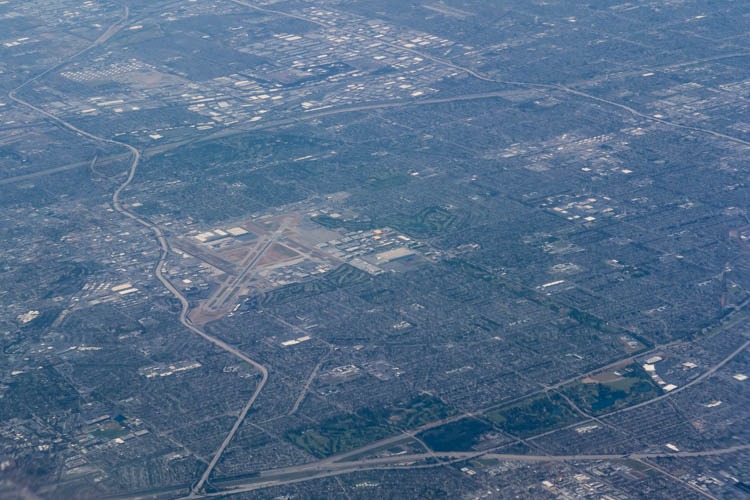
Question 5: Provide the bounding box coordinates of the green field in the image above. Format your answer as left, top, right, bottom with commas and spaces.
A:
418, 417, 492, 451
286, 409, 392, 458
287, 395, 455, 457
91, 422, 129, 441
561, 364, 661, 415
380, 394, 456, 429
485, 392, 579, 437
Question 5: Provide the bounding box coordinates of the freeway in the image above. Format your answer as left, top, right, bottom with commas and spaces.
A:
0, 153, 131, 185
8, 4, 269, 497
552, 84, 750, 147
174, 308, 750, 497
9, 2, 750, 497
190, 444, 750, 497
600, 338, 750, 419
228, 0, 750, 150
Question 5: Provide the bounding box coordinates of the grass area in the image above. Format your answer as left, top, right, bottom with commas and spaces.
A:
485, 392, 579, 438
289, 367, 662, 456
381, 394, 456, 429
91, 422, 128, 441
287, 409, 391, 458
605, 377, 639, 392
561, 364, 660, 415
482, 365, 660, 438
287, 395, 455, 457
418, 417, 492, 451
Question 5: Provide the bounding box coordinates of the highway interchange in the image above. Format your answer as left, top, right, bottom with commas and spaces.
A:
7, 1, 750, 497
